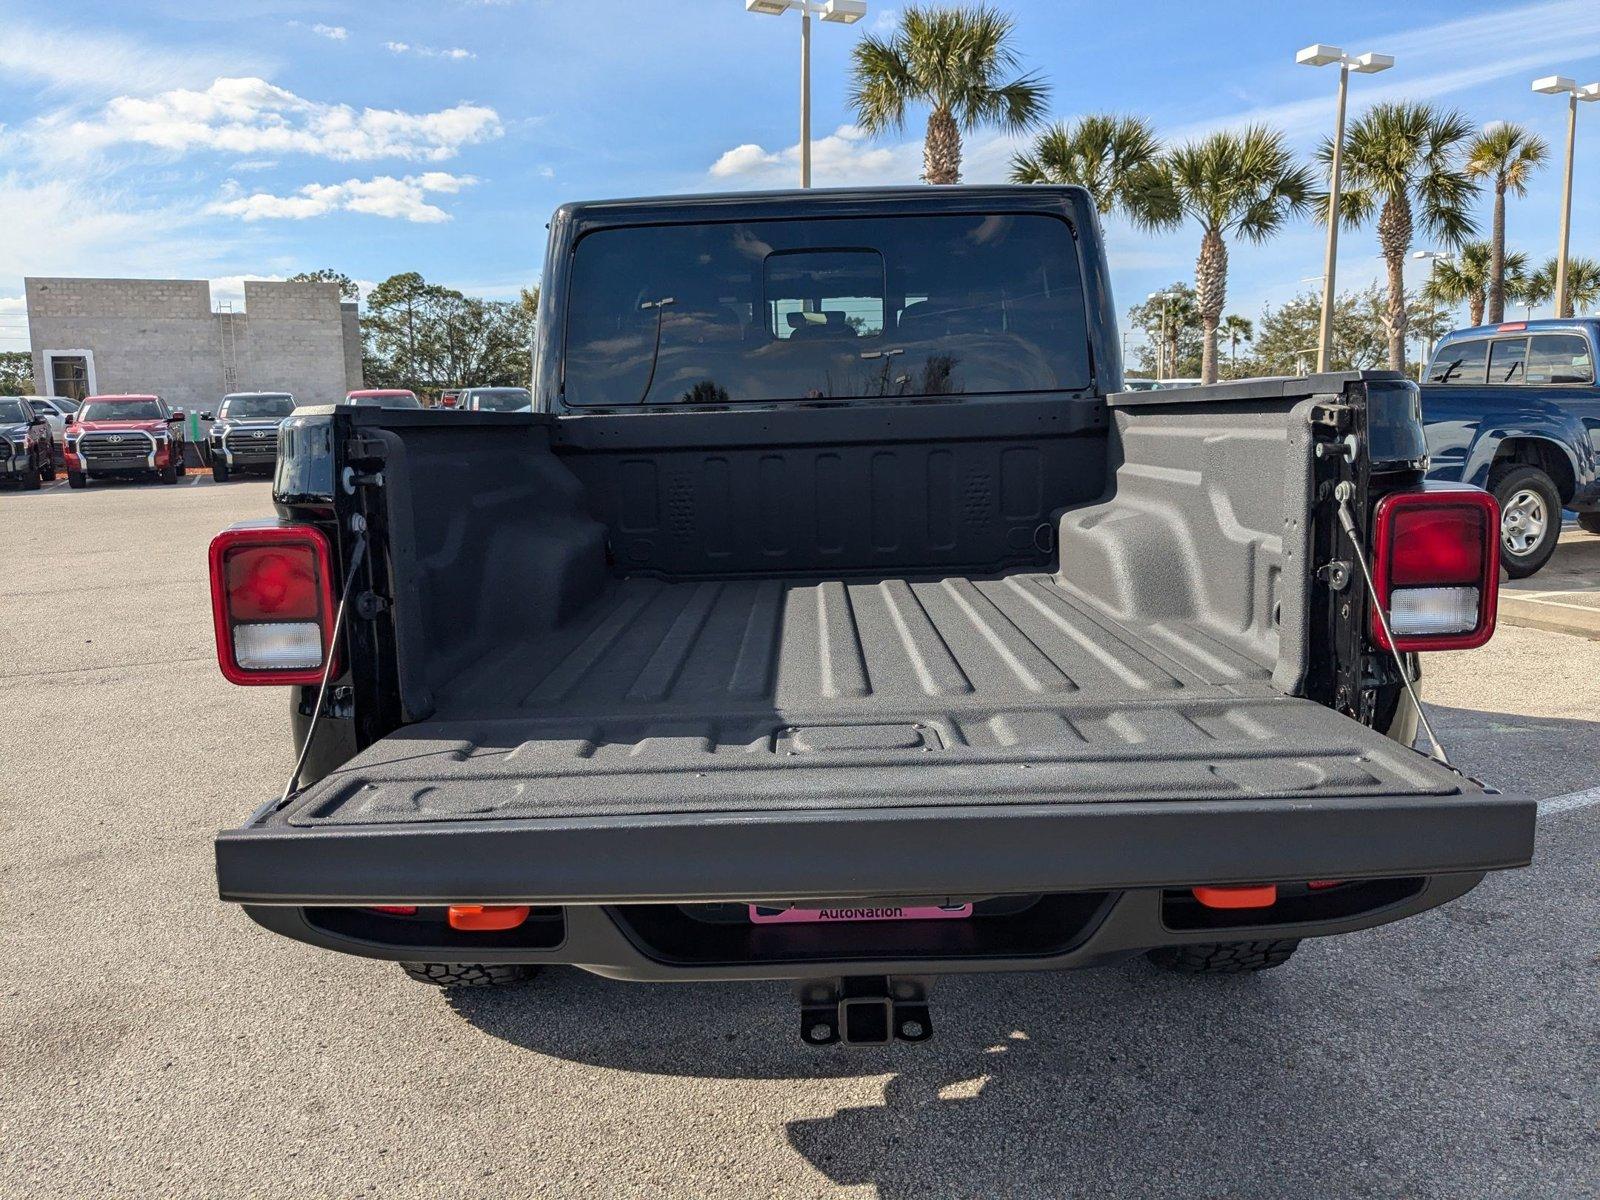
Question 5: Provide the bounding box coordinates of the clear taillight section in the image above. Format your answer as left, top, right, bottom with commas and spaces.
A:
209, 524, 337, 684
1370, 484, 1499, 651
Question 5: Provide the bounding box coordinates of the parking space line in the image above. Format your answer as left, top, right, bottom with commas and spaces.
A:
1538, 784, 1600, 817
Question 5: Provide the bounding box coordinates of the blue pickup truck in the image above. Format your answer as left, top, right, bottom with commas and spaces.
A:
1422, 318, 1600, 576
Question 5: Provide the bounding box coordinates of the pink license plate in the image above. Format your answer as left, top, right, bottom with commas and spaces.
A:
748, 904, 972, 925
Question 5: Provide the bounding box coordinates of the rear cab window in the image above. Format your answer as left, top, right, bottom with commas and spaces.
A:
1487, 338, 1528, 384
562, 213, 1090, 407
1525, 334, 1595, 384
1428, 339, 1488, 385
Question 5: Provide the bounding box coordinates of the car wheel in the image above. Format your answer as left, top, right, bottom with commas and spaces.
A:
176, 455, 187, 477
1146, 939, 1301, 974
160, 460, 178, 485
1578, 512, 1600, 537
1490, 464, 1562, 579
212, 459, 230, 483
67, 470, 86, 489
41, 457, 56, 481
399, 962, 540, 988
22, 457, 41, 490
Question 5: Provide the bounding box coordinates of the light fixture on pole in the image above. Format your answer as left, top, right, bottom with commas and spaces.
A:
746, 0, 868, 189
1532, 75, 1600, 318
1412, 249, 1447, 381
1148, 291, 1180, 381
1298, 43, 1394, 373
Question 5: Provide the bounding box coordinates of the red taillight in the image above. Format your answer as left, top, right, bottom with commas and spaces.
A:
367, 905, 418, 916
209, 524, 338, 685
1370, 484, 1499, 652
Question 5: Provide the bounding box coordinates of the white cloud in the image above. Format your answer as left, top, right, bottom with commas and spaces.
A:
385, 41, 476, 60
709, 125, 913, 187
311, 24, 349, 41
209, 172, 477, 223
57, 77, 501, 163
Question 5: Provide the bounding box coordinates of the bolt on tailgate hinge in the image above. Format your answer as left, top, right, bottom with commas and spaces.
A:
1317, 559, 1353, 591
353, 590, 390, 620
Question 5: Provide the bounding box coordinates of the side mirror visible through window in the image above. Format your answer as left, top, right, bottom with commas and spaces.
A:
201, 411, 214, 421
168, 411, 184, 421
64, 413, 75, 425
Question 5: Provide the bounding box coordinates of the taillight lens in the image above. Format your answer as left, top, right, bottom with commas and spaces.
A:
209, 524, 338, 685
1370, 484, 1499, 651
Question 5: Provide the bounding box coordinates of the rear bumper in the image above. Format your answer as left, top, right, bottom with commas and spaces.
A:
241, 872, 1491, 982
217, 790, 1535, 908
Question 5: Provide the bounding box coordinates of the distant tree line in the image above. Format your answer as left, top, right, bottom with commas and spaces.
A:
0, 350, 33, 394
288, 269, 537, 398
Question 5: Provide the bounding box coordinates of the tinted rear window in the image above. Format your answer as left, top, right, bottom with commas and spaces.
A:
1428, 339, 1488, 385
563, 214, 1090, 407
1526, 334, 1595, 384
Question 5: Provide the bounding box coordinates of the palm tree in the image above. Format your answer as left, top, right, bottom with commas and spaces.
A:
1464, 123, 1549, 323
1423, 241, 1529, 327
1524, 256, 1600, 316
1166, 126, 1315, 383
1219, 314, 1253, 374
1322, 102, 1478, 370
1009, 114, 1178, 229
849, 4, 1049, 185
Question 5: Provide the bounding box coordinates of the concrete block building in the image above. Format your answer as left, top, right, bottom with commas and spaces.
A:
24, 278, 363, 410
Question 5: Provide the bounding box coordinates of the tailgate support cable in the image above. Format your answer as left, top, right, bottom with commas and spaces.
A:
279, 534, 369, 805
1334, 482, 1450, 766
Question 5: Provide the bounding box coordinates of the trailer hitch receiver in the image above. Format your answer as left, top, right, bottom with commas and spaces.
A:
799, 976, 932, 1046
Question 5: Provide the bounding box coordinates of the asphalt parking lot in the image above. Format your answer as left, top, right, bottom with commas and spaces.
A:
3, 476, 1597, 1199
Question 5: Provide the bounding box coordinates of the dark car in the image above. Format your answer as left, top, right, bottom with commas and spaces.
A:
459, 386, 532, 412
204, 392, 297, 482
1422, 318, 1600, 576
0, 396, 56, 489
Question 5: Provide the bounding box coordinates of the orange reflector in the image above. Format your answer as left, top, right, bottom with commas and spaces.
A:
1192, 884, 1278, 909
447, 904, 530, 931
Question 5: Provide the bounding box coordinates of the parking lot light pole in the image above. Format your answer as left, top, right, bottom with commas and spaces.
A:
745, 0, 868, 188
1148, 291, 1180, 381
1298, 44, 1394, 373
1532, 76, 1600, 318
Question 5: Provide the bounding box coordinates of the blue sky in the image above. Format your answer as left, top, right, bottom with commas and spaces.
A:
2, 0, 1598, 355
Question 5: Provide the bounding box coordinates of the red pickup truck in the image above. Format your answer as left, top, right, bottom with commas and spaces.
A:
64, 394, 188, 488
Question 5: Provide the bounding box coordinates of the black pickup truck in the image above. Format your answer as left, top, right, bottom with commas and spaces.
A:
210, 188, 1533, 1045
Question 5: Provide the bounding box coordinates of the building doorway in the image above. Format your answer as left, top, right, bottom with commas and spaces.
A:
44, 352, 94, 400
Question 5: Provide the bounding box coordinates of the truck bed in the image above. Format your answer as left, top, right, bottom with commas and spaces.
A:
277, 570, 1454, 829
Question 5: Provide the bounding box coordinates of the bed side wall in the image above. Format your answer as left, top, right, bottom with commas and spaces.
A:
1055, 397, 1317, 693
379, 421, 609, 720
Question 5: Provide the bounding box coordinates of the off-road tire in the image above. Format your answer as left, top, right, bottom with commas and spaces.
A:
176, 455, 187, 477
399, 962, 540, 988
22, 457, 41, 490
1490, 464, 1561, 579
41, 455, 57, 481
67, 470, 86, 489
160, 460, 178, 485
1146, 939, 1301, 974
212, 459, 230, 483
1578, 512, 1600, 537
